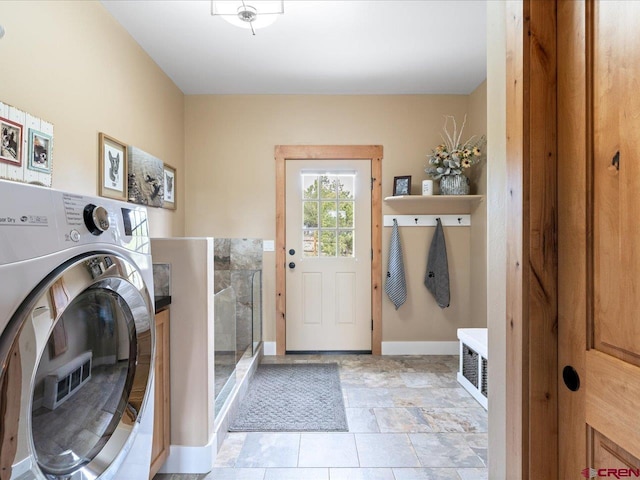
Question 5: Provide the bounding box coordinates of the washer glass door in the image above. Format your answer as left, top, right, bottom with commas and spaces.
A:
0, 253, 153, 480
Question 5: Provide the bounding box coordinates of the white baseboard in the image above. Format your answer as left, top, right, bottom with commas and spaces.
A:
93, 354, 117, 367
263, 341, 276, 356
158, 433, 217, 474
265, 341, 456, 355
381, 341, 459, 355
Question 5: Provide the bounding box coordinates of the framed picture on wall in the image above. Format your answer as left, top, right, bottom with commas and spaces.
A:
393, 175, 412, 196
162, 163, 176, 210
27, 129, 52, 174
128, 146, 164, 207
0, 116, 23, 166
99, 132, 128, 201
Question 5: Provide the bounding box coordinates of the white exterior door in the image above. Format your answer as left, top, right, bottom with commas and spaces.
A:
285, 159, 372, 351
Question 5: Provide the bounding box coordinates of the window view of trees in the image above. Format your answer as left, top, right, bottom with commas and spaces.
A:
302, 175, 355, 257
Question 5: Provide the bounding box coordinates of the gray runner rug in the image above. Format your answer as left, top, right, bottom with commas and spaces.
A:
229, 363, 348, 432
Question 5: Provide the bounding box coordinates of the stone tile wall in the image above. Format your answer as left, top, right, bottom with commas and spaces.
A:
214, 238, 263, 358
152, 263, 171, 296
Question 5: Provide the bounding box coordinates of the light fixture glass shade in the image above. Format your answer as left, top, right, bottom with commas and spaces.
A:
212, 1, 284, 30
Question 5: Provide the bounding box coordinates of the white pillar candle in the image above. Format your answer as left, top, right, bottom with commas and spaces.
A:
422, 180, 434, 196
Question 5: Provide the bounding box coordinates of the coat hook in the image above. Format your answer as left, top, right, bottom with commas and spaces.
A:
458, 217, 463, 224
415, 218, 419, 224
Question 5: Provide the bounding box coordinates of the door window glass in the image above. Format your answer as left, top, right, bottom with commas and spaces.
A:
302, 174, 356, 257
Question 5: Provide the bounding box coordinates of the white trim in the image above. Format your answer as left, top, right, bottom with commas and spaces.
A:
157, 433, 217, 474
457, 328, 488, 358
381, 341, 459, 355
263, 341, 277, 356
457, 372, 488, 409
159, 345, 264, 474
93, 354, 117, 367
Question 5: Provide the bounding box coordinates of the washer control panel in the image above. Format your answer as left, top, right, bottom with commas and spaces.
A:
0, 180, 150, 265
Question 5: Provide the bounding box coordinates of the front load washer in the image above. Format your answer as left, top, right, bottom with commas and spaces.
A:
0, 180, 155, 480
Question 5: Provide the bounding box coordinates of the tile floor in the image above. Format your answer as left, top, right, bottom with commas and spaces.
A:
155, 354, 487, 480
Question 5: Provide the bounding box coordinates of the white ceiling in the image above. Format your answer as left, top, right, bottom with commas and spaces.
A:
101, 0, 487, 95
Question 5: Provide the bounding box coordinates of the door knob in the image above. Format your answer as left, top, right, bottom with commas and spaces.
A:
289, 262, 296, 269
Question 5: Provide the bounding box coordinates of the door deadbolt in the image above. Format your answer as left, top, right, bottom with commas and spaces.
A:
289, 249, 295, 255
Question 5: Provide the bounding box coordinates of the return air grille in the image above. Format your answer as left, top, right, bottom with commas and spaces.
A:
43, 351, 92, 410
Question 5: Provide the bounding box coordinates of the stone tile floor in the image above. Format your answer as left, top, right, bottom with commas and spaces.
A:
155, 354, 487, 480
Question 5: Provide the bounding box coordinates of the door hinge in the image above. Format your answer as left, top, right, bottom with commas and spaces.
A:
371, 319, 374, 331
371, 177, 375, 190
371, 248, 373, 260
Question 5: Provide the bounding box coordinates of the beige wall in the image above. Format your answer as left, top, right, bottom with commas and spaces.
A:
151, 238, 215, 446
467, 81, 488, 330
184, 94, 487, 344
2, 1, 487, 347
2, 1, 185, 237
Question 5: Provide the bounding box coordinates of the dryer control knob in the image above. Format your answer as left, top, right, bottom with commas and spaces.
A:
83, 204, 110, 235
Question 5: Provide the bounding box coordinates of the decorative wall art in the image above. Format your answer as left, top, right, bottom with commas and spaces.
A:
128, 146, 164, 207
98, 133, 128, 201
28, 129, 52, 174
0, 101, 54, 187
162, 163, 176, 210
0, 116, 22, 167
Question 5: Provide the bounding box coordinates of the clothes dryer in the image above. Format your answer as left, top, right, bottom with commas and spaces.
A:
0, 180, 155, 480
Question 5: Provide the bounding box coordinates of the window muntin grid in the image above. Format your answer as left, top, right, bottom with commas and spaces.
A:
302, 174, 356, 257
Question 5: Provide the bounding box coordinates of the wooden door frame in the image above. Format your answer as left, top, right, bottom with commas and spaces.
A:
506, 1, 559, 478
275, 145, 383, 356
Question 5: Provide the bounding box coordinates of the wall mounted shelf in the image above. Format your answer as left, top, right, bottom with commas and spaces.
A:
383, 195, 484, 214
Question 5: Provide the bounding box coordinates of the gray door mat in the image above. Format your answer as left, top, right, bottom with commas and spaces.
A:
229, 363, 348, 432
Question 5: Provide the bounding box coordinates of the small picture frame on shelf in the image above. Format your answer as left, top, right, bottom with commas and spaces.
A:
99, 133, 128, 201
393, 175, 411, 196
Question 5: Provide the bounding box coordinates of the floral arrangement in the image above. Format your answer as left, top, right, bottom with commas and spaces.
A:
425, 115, 485, 179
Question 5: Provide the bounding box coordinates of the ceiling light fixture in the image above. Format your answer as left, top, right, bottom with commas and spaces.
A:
211, 1, 284, 36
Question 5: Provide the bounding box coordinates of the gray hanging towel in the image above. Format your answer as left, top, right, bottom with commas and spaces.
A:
424, 218, 450, 308
385, 218, 407, 310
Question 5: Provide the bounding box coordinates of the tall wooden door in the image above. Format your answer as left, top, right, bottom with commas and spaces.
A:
559, 1, 640, 477
285, 159, 372, 352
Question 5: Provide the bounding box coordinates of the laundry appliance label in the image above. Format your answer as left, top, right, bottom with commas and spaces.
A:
62, 193, 85, 226
0, 215, 48, 226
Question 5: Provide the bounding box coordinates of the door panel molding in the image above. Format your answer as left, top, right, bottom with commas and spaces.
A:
586, 350, 640, 461
275, 145, 383, 355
